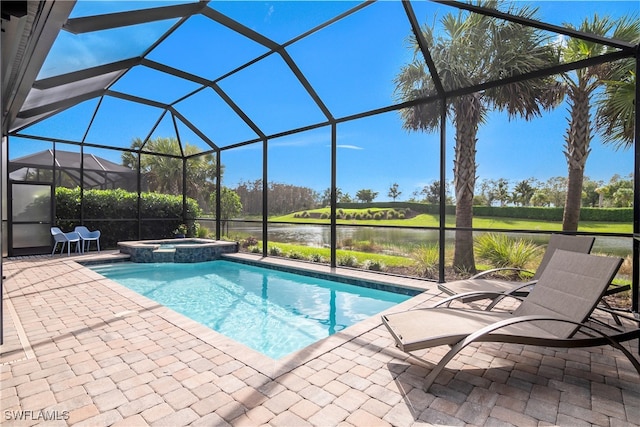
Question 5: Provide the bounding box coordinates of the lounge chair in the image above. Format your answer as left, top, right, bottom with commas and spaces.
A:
382, 250, 640, 391
438, 234, 595, 308
74, 226, 101, 252
51, 227, 82, 256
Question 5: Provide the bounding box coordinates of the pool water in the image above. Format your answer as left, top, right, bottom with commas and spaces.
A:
90, 260, 412, 359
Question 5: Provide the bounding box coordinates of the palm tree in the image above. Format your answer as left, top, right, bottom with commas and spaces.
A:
512, 179, 536, 206
493, 178, 511, 207
123, 137, 220, 211
559, 15, 639, 231
395, 1, 563, 272
141, 137, 184, 194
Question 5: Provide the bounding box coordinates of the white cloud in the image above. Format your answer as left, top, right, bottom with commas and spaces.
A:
336, 144, 364, 150
264, 4, 274, 22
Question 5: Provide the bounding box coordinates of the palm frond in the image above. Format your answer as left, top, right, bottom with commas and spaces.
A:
596, 71, 636, 149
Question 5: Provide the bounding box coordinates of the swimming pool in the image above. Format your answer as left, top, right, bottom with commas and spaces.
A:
90, 260, 414, 359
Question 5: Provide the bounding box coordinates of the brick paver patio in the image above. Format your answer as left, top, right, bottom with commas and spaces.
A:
1, 252, 639, 426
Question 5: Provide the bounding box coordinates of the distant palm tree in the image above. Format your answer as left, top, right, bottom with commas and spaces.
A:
559, 15, 639, 231
123, 137, 220, 212
142, 137, 183, 194
395, 1, 563, 272
512, 179, 536, 206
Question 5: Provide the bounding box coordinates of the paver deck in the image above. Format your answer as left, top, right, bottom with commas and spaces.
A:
1, 251, 639, 426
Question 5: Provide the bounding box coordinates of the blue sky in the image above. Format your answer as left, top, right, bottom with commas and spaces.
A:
13, 0, 639, 202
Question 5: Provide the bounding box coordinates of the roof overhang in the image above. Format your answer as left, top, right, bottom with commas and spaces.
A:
1, 0, 75, 136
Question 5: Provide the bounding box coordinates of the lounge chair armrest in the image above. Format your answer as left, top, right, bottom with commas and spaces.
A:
507, 280, 537, 294
471, 267, 535, 279
432, 290, 525, 308
481, 280, 539, 311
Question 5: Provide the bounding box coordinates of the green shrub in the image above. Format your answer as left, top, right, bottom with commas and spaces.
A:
579, 207, 632, 222
373, 212, 383, 220
196, 223, 209, 238
411, 244, 439, 278
474, 233, 541, 271
55, 187, 201, 248
250, 245, 261, 253
268, 246, 283, 256
363, 259, 385, 271
337, 254, 358, 267
354, 240, 376, 252
335, 202, 632, 223
309, 253, 326, 263
242, 236, 258, 248
341, 238, 353, 248
287, 251, 305, 260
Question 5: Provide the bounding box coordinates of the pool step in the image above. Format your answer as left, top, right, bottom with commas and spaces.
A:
153, 248, 175, 262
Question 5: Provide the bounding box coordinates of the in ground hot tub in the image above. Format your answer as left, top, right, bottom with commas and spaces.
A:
118, 238, 238, 263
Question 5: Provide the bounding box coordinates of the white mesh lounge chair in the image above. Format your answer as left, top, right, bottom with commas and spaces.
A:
438, 234, 595, 308
51, 227, 82, 256
74, 226, 101, 253
382, 250, 640, 391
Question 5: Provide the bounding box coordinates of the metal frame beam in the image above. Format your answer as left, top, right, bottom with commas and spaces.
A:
63, 2, 208, 34
434, 0, 636, 50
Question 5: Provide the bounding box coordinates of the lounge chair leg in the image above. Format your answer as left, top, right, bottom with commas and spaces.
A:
599, 299, 623, 326
420, 343, 466, 391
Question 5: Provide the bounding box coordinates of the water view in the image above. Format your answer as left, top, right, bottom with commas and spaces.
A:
221, 222, 632, 257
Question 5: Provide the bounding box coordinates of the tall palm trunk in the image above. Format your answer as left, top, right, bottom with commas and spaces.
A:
563, 84, 592, 231
453, 99, 480, 272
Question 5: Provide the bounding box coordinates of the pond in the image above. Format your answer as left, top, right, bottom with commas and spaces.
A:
219, 222, 632, 257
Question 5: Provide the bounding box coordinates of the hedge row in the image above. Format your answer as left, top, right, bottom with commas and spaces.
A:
55, 188, 202, 248
336, 202, 448, 215
336, 202, 632, 222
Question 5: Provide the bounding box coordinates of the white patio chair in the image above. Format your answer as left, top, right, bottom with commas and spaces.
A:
74, 226, 101, 252
51, 227, 82, 256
